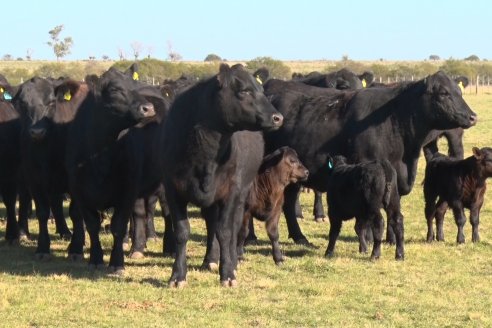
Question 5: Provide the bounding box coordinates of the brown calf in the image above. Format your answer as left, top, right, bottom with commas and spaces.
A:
237, 146, 308, 265
424, 147, 492, 243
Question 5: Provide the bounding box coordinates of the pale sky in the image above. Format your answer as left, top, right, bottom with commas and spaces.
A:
2, 0, 490, 61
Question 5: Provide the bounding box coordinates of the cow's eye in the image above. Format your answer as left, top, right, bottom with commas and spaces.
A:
239, 90, 253, 97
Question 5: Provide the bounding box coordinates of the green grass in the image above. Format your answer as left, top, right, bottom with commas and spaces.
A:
1, 94, 492, 327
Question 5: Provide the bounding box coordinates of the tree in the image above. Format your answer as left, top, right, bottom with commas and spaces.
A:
464, 54, 480, 61
167, 40, 182, 62
102, 55, 110, 61
2, 54, 13, 61
130, 41, 143, 60
26, 48, 34, 61
429, 54, 440, 61
117, 48, 126, 61
204, 54, 222, 62
245, 56, 291, 80
46, 25, 73, 61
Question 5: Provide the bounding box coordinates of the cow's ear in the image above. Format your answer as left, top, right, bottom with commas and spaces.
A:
473, 147, 484, 160
253, 67, 269, 85
217, 63, 232, 88
125, 62, 139, 81
55, 80, 80, 102
359, 71, 374, 88
0, 85, 13, 101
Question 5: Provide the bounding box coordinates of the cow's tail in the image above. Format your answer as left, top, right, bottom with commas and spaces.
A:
382, 161, 397, 208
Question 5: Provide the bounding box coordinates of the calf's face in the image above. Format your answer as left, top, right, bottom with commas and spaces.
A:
283, 148, 309, 183
216, 64, 283, 132
425, 71, 477, 129
473, 147, 492, 178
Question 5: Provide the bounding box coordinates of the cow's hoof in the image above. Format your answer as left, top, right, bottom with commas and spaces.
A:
35, 253, 52, 261
129, 251, 145, 259
201, 262, 219, 272
314, 216, 326, 223
108, 266, 125, 276
68, 253, 84, 262
395, 254, 404, 261
19, 233, 30, 242
122, 242, 130, 251
274, 259, 284, 266
220, 279, 238, 288
168, 280, 187, 288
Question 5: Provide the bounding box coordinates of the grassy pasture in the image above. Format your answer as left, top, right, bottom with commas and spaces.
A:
1, 90, 492, 327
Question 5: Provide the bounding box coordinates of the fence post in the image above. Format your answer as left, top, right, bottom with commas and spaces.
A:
476, 75, 479, 95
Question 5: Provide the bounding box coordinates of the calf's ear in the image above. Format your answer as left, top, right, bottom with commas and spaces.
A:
472, 147, 484, 160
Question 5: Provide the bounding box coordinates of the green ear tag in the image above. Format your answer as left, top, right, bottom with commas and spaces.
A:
328, 159, 333, 169
3, 91, 12, 101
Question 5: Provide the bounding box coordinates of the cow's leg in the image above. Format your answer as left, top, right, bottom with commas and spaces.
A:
201, 205, 219, 271
355, 218, 369, 254
450, 201, 466, 244
158, 190, 176, 257
313, 190, 326, 222
145, 193, 158, 242
33, 194, 52, 259
424, 199, 437, 242
244, 217, 258, 245
166, 183, 189, 288
129, 198, 146, 259
435, 199, 448, 242
216, 193, 242, 287
67, 200, 85, 261
266, 213, 283, 265
81, 206, 105, 268
325, 217, 342, 258
469, 201, 482, 243
17, 182, 32, 240
284, 184, 309, 244
237, 212, 251, 262
2, 182, 20, 244
370, 212, 384, 260
108, 206, 132, 274
50, 193, 72, 240
386, 193, 405, 260
295, 193, 303, 219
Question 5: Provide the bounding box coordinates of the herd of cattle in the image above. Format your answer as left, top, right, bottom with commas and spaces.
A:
0, 62, 489, 288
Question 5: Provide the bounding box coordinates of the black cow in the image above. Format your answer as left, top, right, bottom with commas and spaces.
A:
424, 147, 492, 244
324, 155, 403, 260
292, 68, 373, 90
161, 64, 283, 287
13, 77, 89, 258
65, 66, 168, 273
0, 75, 23, 243
264, 71, 477, 245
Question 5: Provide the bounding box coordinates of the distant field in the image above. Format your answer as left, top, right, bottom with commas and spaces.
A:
0, 93, 491, 327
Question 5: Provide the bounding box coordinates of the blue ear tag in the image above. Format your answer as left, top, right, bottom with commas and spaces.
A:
3, 91, 12, 101
328, 159, 333, 169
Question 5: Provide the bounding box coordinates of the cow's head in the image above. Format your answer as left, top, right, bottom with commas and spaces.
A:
98, 67, 156, 125
0, 74, 14, 103
215, 64, 283, 132
13, 77, 57, 141
424, 71, 477, 129
260, 146, 309, 185
473, 147, 492, 179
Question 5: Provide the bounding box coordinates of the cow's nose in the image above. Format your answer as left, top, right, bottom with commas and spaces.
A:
272, 113, 283, 126
139, 102, 155, 117
30, 127, 46, 140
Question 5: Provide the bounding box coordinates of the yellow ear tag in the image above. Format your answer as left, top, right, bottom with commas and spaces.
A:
255, 75, 262, 85
362, 79, 367, 88
64, 91, 72, 101
0, 87, 4, 93
133, 72, 139, 81
458, 81, 464, 93
165, 92, 169, 97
